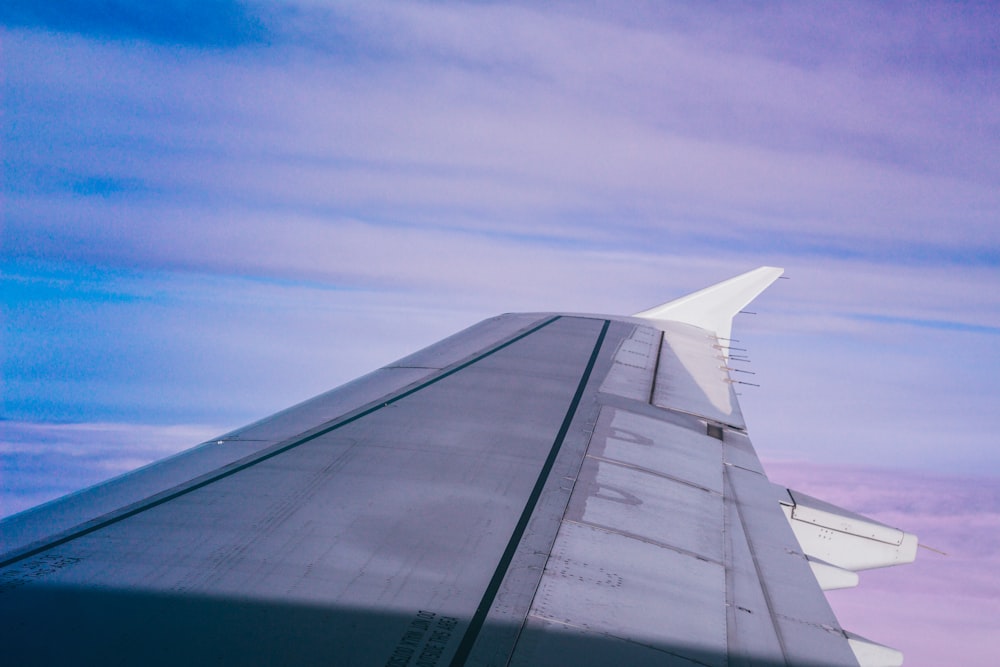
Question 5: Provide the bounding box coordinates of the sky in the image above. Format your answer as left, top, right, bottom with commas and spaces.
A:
2, 1, 999, 664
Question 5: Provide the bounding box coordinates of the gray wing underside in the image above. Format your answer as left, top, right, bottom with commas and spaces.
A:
1, 313, 863, 666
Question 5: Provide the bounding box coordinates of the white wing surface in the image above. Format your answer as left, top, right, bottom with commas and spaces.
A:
0, 268, 916, 666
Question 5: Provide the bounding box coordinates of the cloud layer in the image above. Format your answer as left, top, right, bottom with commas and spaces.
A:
764, 460, 1000, 667
2, 4, 998, 661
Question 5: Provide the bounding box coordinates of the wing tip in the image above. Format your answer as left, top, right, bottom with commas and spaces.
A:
633, 266, 785, 341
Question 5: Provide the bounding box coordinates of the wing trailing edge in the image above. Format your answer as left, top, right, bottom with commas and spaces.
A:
634, 266, 784, 344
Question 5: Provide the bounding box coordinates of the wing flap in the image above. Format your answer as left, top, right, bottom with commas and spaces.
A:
652, 322, 746, 429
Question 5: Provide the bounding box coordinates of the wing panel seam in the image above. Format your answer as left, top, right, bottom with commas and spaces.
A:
724, 466, 791, 665
447, 319, 611, 667
647, 328, 665, 404
559, 518, 725, 566
584, 453, 722, 495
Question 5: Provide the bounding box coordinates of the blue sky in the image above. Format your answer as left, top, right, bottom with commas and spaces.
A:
2, 2, 999, 663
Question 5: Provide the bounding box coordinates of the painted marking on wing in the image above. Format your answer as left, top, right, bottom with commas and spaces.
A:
385, 610, 459, 667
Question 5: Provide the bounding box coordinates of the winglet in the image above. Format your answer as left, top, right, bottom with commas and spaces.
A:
633, 266, 784, 343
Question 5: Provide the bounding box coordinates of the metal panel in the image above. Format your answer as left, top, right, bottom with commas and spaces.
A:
510, 617, 723, 667
807, 557, 861, 590
788, 489, 906, 545
507, 401, 731, 665
593, 407, 724, 494
458, 319, 630, 667
510, 521, 727, 667
599, 324, 660, 402
722, 469, 786, 666
566, 457, 723, 561
725, 465, 860, 667
652, 322, 746, 429
847, 631, 905, 667
721, 429, 766, 475
780, 489, 918, 572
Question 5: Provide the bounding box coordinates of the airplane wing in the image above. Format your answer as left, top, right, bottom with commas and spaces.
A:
0, 267, 916, 666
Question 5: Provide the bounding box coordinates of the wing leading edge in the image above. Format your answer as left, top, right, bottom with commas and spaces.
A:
0, 268, 916, 666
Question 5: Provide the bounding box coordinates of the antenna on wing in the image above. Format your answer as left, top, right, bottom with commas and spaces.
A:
919, 543, 948, 556
722, 366, 756, 375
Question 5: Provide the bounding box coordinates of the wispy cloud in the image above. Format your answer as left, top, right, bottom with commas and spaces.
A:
849, 313, 1000, 336
4, 3, 998, 269
0, 420, 217, 517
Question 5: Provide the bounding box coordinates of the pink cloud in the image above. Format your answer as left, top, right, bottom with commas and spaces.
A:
763, 460, 1000, 667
